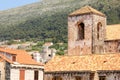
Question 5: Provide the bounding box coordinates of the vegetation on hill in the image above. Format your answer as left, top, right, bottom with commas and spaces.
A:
0, 0, 120, 42
49, 43, 67, 55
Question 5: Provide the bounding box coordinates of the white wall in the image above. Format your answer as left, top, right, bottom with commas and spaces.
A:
25, 69, 43, 80
25, 70, 34, 80
10, 69, 20, 80
10, 67, 44, 80
39, 70, 44, 80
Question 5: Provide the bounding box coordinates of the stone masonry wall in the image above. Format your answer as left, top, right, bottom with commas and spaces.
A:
98, 72, 120, 80
0, 61, 5, 80
45, 72, 120, 80
44, 72, 90, 80
68, 13, 120, 55
92, 14, 106, 54
5, 62, 10, 80
104, 41, 119, 53
68, 14, 93, 55
68, 13, 107, 55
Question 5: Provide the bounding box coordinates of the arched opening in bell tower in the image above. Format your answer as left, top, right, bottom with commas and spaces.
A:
77, 22, 85, 40
97, 22, 102, 40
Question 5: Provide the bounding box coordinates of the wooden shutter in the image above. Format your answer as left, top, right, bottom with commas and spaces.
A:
34, 71, 39, 80
20, 70, 25, 80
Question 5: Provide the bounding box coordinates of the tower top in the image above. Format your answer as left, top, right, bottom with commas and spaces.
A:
69, 6, 106, 17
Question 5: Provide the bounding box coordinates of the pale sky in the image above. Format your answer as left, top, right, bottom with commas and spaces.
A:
0, 0, 41, 11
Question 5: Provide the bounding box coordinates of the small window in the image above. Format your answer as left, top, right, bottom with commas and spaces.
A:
34, 71, 39, 80
99, 76, 106, 80
12, 55, 16, 62
48, 54, 51, 57
117, 42, 120, 52
75, 76, 82, 80
77, 22, 85, 40
52, 76, 62, 80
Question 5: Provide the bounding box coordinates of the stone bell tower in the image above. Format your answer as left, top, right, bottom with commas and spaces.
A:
68, 6, 106, 55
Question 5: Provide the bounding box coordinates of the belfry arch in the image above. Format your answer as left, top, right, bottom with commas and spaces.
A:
77, 22, 85, 40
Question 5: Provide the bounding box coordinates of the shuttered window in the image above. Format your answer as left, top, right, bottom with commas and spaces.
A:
34, 71, 39, 80
19, 70, 25, 80
12, 55, 16, 62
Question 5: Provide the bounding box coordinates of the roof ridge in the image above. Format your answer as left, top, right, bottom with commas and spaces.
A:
107, 24, 120, 26
86, 5, 92, 12
87, 6, 94, 13
55, 53, 120, 57
69, 6, 105, 17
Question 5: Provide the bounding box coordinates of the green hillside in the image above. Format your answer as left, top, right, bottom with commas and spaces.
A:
0, 0, 120, 42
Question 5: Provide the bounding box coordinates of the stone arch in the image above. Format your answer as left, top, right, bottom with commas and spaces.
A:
97, 22, 102, 40
77, 22, 85, 40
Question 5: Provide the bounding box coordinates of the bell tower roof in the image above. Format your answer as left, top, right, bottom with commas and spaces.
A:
69, 6, 106, 17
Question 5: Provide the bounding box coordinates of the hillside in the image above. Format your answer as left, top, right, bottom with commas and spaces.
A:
0, 0, 120, 42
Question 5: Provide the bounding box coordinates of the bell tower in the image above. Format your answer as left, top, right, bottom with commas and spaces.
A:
68, 6, 106, 55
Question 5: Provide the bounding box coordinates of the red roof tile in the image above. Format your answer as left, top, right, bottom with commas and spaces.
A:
45, 53, 120, 72
106, 24, 120, 40
0, 54, 13, 63
0, 47, 43, 66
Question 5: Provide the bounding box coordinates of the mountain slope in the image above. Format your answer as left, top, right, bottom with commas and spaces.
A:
0, 0, 120, 42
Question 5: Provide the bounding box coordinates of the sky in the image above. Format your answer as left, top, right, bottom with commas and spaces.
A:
0, 0, 41, 11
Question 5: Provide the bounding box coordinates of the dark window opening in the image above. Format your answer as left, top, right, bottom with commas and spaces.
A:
52, 76, 62, 80
48, 54, 51, 57
99, 76, 106, 80
117, 42, 120, 52
77, 23, 85, 40
90, 73, 94, 80
97, 22, 102, 40
12, 55, 16, 62
34, 71, 39, 80
75, 76, 82, 80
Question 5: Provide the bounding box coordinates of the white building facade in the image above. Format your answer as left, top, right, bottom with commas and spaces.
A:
0, 47, 44, 80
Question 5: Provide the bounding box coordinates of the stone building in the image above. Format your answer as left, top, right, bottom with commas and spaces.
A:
44, 6, 120, 80
32, 42, 56, 63
68, 6, 120, 55
40, 46, 56, 63
0, 47, 44, 80
0, 54, 11, 80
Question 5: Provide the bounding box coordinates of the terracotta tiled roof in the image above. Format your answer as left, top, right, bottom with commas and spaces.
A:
15, 50, 43, 66
0, 47, 43, 66
0, 47, 17, 54
0, 54, 13, 63
45, 53, 120, 72
106, 24, 120, 41
69, 6, 105, 17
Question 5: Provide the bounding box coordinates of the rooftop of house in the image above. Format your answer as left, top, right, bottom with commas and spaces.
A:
0, 47, 43, 66
69, 6, 106, 17
0, 47, 18, 55
106, 24, 120, 41
45, 53, 120, 72
0, 54, 13, 63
